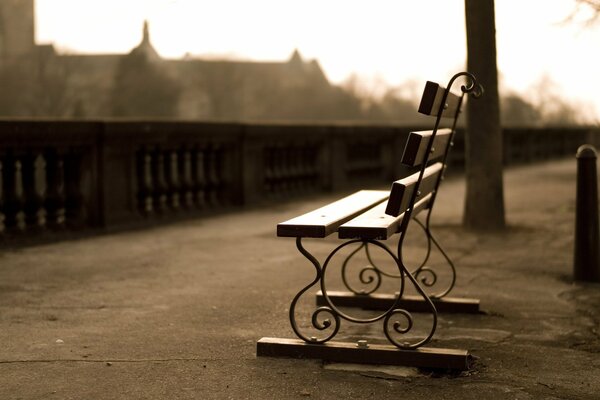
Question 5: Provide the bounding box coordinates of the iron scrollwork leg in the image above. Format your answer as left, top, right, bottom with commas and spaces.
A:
318, 239, 436, 349
289, 237, 340, 343
341, 242, 380, 295
383, 261, 438, 350
338, 221, 457, 302
379, 240, 438, 350
411, 217, 457, 299
340, 241, 403, 296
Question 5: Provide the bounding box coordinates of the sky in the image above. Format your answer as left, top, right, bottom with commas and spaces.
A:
35, 0, 600, 120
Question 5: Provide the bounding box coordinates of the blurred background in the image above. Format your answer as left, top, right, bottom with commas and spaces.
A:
2, 0, 598, 126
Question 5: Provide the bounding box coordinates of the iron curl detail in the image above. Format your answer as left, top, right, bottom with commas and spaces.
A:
309, 306, 341, 343
415, 266, 438, 287
357, 266, 381, 293
321, 239, 406, 324
311, 307, 338, 330
340, 241, 402, 296
406, 218, 457, 300
448, 71, 484, 99
340, 242, 383, 295
383, 308, 417, 349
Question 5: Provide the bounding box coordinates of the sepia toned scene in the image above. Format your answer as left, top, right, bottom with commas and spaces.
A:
1, 0, 600, 399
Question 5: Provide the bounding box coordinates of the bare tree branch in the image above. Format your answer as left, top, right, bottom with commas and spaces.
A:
564, 0, 600, 25
577, 0, 600, 11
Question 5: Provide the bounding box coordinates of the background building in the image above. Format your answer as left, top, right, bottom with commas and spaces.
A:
0, 0, 370, 121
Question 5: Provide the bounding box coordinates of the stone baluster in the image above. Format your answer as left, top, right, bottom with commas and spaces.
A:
165, 150, 180, 211
179, 148, 194, 209
281, 145, 291, 193
286, 145, 296, 192
292, 146, 303, 191
278, 147, 288, 192
279, 146, 292, 194
45, 149, 66, 229
151, 149, 168, 214
298, 146, 311, 189
64, 151, 85, 228
22, 152, 47, 230
309, 144, 319, 186
136, 148, 154, 215
346, 142, 359, 175
263, 147, 275, 193
286, 146, 297, 191
3, 153, 26, 232
278, 146, 288, 194
192, 147, 206, 209
271, 146, 283, 195
0, 159, 5, 233
206, 145, 221, 206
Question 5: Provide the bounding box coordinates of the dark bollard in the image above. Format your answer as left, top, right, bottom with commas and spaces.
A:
574, 144, 600, 282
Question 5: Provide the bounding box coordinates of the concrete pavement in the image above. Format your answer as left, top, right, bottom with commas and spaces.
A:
0, 157, 599, 399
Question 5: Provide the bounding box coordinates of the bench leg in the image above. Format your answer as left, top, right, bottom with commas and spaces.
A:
257, 238, 472, 370
325, 220, 480, 314
412, 218, 457, 299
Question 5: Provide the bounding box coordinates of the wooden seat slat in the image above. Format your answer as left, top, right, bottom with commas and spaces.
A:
338, 194, 432, 240
418, 81, 462, 119
385, 162, 443, 217
401, 129, 452, 167
277, 190, 390, 238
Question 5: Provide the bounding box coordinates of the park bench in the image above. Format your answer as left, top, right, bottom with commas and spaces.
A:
257, 72, 483, 370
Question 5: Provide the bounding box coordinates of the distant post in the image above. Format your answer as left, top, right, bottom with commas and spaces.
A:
574, 144, 600, 282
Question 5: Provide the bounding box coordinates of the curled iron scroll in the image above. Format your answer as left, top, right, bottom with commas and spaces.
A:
449, 71, 484, 99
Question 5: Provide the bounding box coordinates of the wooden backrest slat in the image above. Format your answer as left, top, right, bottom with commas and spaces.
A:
401, 128, 452, 167
384, 162, 443, 217
277, 190, 389, 238
418, 81, 462, 119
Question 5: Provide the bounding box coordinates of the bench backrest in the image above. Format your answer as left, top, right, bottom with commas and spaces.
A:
384, 73, 482, 221
278, 72, 481, 240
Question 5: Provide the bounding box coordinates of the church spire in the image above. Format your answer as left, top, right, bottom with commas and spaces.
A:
142, 20, 150, 45
130, 19, 160, 60
289, 48, 303, 64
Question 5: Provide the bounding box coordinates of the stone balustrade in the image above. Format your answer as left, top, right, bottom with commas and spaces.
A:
0, 119, 596, 236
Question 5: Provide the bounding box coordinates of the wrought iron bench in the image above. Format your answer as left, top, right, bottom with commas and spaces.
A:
257, 72, 483, 370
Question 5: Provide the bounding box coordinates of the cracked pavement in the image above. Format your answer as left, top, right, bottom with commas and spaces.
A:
1, 157, 599, 399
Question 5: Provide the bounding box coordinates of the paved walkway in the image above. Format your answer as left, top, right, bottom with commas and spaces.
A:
1, 158, 599, 399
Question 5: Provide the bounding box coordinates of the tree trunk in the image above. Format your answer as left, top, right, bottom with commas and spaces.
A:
464, 0, 505, 230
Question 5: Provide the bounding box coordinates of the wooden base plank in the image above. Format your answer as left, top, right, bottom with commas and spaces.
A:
257, 337, 471, 370
316, 290, 480, 314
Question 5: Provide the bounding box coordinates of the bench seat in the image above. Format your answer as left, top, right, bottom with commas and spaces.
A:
338, 193, 432, 240
276, 190, 389, 238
